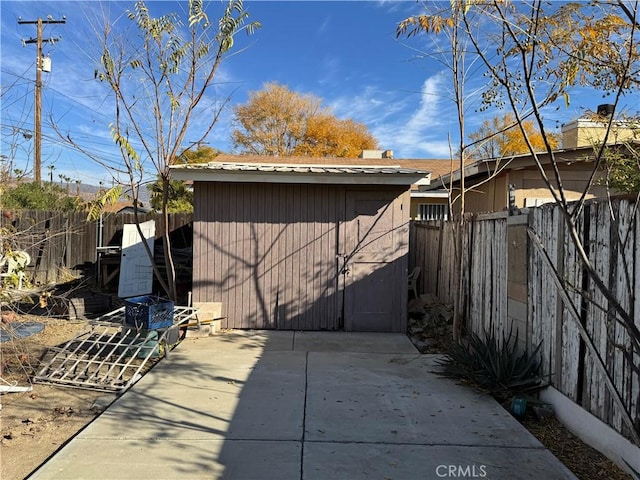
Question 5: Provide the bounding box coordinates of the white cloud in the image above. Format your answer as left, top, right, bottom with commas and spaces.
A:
328, 73, 454, 158
328, 73, 456, 158
377, 73, 452, 157
317, 14, 331, 35
329, 85, 401, 122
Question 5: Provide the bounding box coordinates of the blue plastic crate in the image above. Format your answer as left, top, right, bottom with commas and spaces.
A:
124, 295, 174, 330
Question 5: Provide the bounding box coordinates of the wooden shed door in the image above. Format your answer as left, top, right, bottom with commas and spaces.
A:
343, 191, 405, 332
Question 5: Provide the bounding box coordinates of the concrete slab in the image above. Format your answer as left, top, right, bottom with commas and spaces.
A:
29, 331, 576, 480
76, 350, 306, 441
304, 443, 576, 480
305, 352, 541, 447
31, 439, 301, 480
182, 330, 295, 352
293, 331, 417, 353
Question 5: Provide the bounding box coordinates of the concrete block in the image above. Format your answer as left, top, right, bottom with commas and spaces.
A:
192, 301, 222, 321
185, 324, 211, 338
541, 386, 640, 476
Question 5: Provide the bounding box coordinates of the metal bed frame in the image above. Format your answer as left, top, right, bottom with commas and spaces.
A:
32, 306, 199, 392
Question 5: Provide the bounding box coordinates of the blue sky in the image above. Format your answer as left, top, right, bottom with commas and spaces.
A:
0, 0, 625, 187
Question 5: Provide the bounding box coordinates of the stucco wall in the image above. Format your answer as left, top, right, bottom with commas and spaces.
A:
409, 196, 448, 219
450, 164, 609, 214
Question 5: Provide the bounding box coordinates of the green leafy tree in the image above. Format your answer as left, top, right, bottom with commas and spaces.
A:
602, 144, 640, 193
0, 182, 81, 212
58, 0, 260, 300
149, 181, 194, 213
148, 146, 219, 212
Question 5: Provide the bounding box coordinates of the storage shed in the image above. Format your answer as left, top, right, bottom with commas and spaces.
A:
171, 154, 428, 333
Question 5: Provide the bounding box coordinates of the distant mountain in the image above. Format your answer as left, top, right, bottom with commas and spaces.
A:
2, 178, 151, 205
76, 182, 151, 205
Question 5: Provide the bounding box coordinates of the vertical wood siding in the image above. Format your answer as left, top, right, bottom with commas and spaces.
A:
193, 182, 340, 330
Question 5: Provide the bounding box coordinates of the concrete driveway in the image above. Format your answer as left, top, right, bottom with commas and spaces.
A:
30, 331, 576, 479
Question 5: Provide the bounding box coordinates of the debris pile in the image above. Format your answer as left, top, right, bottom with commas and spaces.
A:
407, 293, 453, 353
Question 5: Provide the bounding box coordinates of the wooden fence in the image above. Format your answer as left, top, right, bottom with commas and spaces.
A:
1, 210, 192, 286
409, 220, 459, 306
410, 198, 639, 443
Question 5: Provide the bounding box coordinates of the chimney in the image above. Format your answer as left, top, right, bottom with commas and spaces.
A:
562, 104, 634, 149
597, 104, 614, 117
359, 149, 393, 159
359, 150, 383, 158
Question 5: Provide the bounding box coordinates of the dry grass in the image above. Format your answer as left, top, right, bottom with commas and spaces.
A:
521, 416, 632, 480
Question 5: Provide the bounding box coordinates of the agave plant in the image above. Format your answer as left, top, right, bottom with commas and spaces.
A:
438, 326, 544, 401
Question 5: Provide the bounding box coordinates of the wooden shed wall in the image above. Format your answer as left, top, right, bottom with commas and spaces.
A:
194, 182, 341, 330
193, 182, 410, 332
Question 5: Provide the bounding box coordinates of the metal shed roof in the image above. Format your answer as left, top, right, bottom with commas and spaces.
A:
171, 160, 430, 185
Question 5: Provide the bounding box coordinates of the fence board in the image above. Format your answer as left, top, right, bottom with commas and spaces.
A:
442, 222, 458, 304
411, 198, 639, 443
529, 208, 545, 374
584, 202, 609, 421
613, 200, 636, 435
559, 211, 582, 402
634, 202, 640, 437
1, 210, 192, 289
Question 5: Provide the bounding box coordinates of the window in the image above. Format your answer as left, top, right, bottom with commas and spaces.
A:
417, 203, 448, 221
524, 197, 554, 208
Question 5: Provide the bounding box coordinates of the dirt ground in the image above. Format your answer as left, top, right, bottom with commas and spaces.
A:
1, 385, 108, 480
0, 310, 635, 480
0, 315, 112, 480
521, 416, 632, 480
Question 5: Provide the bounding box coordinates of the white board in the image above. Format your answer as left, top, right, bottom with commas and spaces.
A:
118, 220, 155, 298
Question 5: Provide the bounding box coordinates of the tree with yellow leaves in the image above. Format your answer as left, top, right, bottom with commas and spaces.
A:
467, 114, 560, 159
293, 114, 378, 158
232, 83, 378, 157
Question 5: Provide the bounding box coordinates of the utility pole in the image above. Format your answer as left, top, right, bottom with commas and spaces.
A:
19, 15, 65, 185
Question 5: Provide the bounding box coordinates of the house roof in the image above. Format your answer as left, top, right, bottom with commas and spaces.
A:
207, 155, 455, 177
423, 142, 639, 190
171, 154, 434, 186
398, 159, 456, 179
100, 201, 150, 214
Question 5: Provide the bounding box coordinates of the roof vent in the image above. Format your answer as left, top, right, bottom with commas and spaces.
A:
597, 104, 614, 117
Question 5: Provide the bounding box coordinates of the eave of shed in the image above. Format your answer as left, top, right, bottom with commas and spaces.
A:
170, 161, 429, 185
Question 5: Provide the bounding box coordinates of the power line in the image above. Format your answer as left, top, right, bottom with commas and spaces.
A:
18, 15, 66, 185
